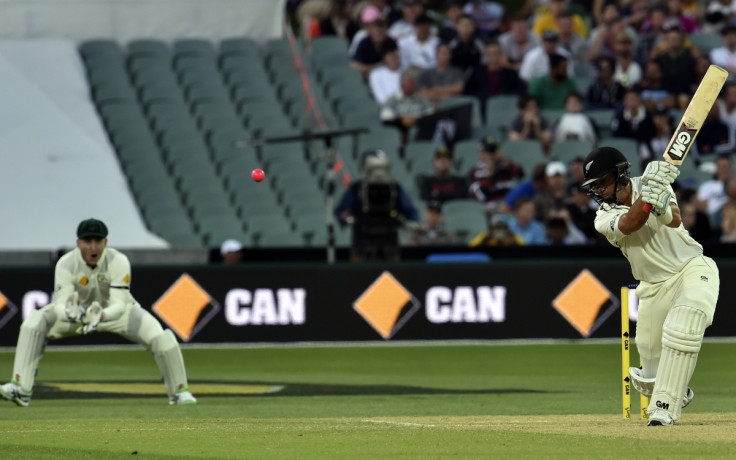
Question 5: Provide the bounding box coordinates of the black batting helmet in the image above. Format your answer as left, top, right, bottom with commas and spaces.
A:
582, 147, 630, 187
582, 147, 631, 203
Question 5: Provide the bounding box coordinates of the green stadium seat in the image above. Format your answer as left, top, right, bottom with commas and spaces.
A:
500, 139, 547, 173
485, 94, 521, 130
441, 200, 488, 244
245, 214, 294, 241
128, 39, 170, 58
549, 139, 594, 164
438, 95, 483, 130
173, 39, 215, 59
452, 139, 480, 173
690, 32, 723, 55
587, 109, 615, 138
219, 37, 260, 59
256, 230, 305, 248
80, 39, 123, 60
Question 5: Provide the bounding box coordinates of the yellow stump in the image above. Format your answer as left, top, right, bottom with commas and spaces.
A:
622, 286, 649, 421
621, 287, 631, 420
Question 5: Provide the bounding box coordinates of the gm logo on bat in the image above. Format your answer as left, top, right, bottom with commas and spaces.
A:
668, 124, 696, 162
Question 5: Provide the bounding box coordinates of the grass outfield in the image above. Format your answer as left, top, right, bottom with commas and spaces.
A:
1, 341, 735, 459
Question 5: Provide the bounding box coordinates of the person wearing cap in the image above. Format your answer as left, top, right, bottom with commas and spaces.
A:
611, 30, 643, 89
0, 219, 197, 407
407, 200, 456, 246
418, 146, 469, 204
532, 0, 588, 40
220, 238, 244, 264
519, 29, 574, 82
398, 13, 440, 70
348, 4, 383, 56
533, 161, 570, 222
468, 136, 525, 214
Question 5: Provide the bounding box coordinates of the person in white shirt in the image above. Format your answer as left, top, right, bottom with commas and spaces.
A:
519, 29, 573, 82
388, 0, 423, 42
709, 24, 736, 75
583, 147, 719, 426
552, 92, 598, 145
696, 153, 734, 219
398, 13, 439, 70
0, 219, 197, 407
369, 44, 403, 105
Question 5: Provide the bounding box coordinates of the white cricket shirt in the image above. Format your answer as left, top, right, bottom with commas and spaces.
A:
53, 247, 134, 321
594, 176, 702, 283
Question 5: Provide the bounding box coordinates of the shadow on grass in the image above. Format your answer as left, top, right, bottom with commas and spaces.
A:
34, 380, 555, 399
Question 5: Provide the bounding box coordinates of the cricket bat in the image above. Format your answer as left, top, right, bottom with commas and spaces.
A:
643, 64, 729, 212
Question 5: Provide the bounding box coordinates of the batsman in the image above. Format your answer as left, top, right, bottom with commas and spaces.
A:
583, 147, 719, 426
0, 218, 197, 406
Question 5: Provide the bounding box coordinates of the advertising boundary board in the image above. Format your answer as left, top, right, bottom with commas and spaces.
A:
1, 260, 735, 346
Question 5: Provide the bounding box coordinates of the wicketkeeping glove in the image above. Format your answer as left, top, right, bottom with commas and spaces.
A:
641, 182, 674, 224
64, 292, 84, 323
76, 301, 103, 335
642, 160, 680, 186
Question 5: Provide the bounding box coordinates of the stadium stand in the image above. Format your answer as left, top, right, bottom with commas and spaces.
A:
0, 40, 168, 249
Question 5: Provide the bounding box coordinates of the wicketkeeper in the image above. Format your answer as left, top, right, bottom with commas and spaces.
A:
583, 147, 719, 426
0, 218, 197, 406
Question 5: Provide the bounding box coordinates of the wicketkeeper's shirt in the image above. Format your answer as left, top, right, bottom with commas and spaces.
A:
53, 247, 134, 322
594, 176, 702, 283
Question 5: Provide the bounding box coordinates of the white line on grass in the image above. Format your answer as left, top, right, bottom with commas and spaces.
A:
1, 337, 736, 353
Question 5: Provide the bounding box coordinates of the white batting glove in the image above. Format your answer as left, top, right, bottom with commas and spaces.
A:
64, 292, 84, 323
641, 182, 674, 224
642, 161, 679, 186
76, 301, 103, 335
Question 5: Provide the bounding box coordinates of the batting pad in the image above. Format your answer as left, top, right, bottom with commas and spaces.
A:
13, 313, 48, 393
650, 306, 706, 422
151, 329, 189, 397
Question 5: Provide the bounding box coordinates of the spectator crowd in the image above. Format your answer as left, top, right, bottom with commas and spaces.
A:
297, 0, 736, 247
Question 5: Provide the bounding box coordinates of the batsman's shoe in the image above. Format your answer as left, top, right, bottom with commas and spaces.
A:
0, 382, 31, 407
682, 387, 694, 409
170, 389, 197, 405
647, 409, 674, 426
